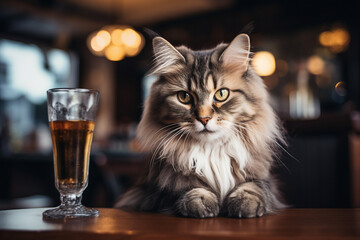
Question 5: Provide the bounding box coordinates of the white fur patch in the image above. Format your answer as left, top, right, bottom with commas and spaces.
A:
165, 136, 249, 202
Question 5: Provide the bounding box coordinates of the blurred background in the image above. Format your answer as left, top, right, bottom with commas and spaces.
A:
0, 0, 359, 210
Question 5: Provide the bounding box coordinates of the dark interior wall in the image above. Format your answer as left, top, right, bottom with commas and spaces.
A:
149, 0, 355, 43
278, 134, 350, 207
278, 115, 352, 207
114, 56, 147, 123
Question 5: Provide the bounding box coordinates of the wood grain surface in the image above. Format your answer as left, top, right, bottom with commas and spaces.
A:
0, 208, 359, 239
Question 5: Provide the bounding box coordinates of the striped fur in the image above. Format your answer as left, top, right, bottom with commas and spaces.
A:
115, 34, 286, 218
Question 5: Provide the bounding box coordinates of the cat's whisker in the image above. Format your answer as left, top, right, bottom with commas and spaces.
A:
151, 123, 180, 141
222, 121, 251, 146
180, 130, 192, 160
274, 154, 292, 173
227, 122, 297, 170
223, 127, 242, 145
232, 121, 298, 163
273, 142, 298, 163
150, 126, 183, 166
171, 129, 189, 163
223, 124, 242, 141
233, 121, 283, 142
231, 127, 291, 172
160, 128, 184, 159
183, 128, 192, 144
227, 127, 252, 153
154, 128, 181, 157
141, 125, 178, 166
224, 121, 291, 170
155, 126, 182, 145
147, 123, 179, 157
162, 128, 183, 149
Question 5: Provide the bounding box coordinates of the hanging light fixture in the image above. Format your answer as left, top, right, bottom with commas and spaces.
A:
87, 25, 145, 61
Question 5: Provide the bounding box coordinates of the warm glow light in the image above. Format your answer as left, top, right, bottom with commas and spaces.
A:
331, 28, 350, 52
252, 51, 276, 76
87, 25, 144, 60
121, 28, 141, 48
124, 46, 140, 57
111, 29, 123, 46
90, 37, 102, 52
104, 45, 125, 61
93, 30, 111, 51
319, 31, 332, 47
335, 81, 346, 96
332, 29, 350, 46
307, 55, 325, 75
319, 28, 350, 53
87, 32, 104, 56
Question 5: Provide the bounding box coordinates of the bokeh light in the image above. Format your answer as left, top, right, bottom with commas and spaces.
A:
111, 29, 123, 46
319, 31, 332, 47
252, 51, 276, 76
121, 28, 142, 48
334, 81, 346, 96
87, 25, 144, 61
124, 46, 141, 57
105, 45, 125, 61
307, 55, 325, 75
87, 32, 104, 56
319, 28, 350, 53
94, 30, 111, 51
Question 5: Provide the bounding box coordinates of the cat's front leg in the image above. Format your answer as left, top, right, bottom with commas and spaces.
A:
224, 181, 270, 218
177, 188, 219, 218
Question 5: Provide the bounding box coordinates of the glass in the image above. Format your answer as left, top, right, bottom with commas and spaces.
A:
43, 88, 100, 218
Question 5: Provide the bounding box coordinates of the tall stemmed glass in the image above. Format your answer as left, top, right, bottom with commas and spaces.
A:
43, 88, 100, 218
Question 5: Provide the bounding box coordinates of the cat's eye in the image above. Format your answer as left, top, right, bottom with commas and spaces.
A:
177, 91, 192, 104
214, 88, 229, 102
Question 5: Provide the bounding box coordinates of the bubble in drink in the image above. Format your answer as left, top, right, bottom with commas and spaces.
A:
49, 120, 95, 195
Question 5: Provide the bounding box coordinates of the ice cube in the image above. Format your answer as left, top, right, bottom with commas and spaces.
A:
48, 102, 67, 121
68, 103, 87, 120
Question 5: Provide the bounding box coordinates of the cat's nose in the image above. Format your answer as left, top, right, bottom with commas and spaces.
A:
198, 117, 211, 126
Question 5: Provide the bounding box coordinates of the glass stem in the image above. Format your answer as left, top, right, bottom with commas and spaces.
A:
60, 194, 82, 207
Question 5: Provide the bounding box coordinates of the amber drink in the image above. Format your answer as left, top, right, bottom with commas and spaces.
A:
44, 88, 99, 218
50, 120, 95, 195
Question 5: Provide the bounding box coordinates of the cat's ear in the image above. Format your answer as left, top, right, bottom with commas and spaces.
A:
152, 36, 186, 75
220, 34, 250, 73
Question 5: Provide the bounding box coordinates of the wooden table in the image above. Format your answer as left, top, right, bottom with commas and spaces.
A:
0, 208, 359, 239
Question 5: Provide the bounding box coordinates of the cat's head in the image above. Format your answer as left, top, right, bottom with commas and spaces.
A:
138, 33, 278, 152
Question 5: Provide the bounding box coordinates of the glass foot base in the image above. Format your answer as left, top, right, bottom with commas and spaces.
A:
43, 205, 99, 218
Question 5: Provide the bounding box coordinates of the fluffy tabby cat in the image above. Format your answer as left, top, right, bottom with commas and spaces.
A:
115, 33, 286, 218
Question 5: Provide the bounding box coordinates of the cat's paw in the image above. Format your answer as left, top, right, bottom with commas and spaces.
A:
178, 188, 219, 218
225, 185, 266, 218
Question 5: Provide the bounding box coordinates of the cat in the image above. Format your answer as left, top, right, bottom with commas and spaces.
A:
114, 33, 286, 218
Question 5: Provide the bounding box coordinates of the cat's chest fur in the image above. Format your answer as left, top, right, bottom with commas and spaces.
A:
168, 137, 249, 201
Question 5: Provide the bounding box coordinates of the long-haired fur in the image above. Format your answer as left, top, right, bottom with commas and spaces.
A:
115, 33, 286, 218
